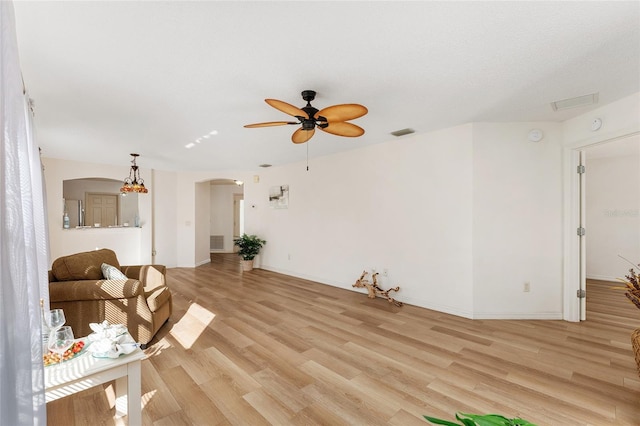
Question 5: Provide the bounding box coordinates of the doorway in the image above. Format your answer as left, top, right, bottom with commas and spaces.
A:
580, 134, 640, 320
209, 180, 244, 253
233, 193, 244, 237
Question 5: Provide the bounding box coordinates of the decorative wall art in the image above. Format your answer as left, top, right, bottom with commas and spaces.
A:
269, 185, 289, 209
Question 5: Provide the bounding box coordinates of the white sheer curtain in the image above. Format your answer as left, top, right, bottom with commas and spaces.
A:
1, 2, 49, 425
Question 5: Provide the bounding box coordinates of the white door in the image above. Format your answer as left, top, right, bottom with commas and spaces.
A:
578, 151, 587, 321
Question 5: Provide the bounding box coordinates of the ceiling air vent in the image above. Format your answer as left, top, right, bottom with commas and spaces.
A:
390, 128, 415, 137
551, 93, 598, 111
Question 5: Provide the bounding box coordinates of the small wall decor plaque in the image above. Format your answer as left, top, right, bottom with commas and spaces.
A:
269, 185, 289, 209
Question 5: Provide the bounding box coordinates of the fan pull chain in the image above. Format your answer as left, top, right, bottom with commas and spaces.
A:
306, 141, 309, 171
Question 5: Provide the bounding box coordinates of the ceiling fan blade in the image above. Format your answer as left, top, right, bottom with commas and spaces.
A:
315, 104, 368, 122
292, 127, 315, 144
320, 121, 365, 137
265, 99, 308, 118
244, 121, 298, 128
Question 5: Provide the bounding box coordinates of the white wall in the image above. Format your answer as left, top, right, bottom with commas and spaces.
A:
562, 93, 640, 149
195, 181, 211, 266
48, 227, 143, 264
244, 122, 566, 319
472, 123, 564, 318
176, 173, 196, 267
152, 169, 178, 267
586, 149, 640, 280
43, 157, 152, 265
245, 124, 476, 317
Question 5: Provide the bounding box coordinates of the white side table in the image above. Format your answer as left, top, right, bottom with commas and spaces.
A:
44, 335, 146, 425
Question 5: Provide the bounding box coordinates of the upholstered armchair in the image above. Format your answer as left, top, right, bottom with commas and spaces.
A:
48, 248, 172, 347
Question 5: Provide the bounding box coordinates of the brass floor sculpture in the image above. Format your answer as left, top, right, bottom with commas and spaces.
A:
353, 270, 403, 307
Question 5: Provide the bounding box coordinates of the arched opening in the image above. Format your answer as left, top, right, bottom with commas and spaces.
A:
193, 178, 245, 266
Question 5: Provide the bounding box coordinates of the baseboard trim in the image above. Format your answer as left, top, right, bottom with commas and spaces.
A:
261, 265, 508, 320
587, 274, 618, 282
472, 312, 563, 320
196, 258, 211, 267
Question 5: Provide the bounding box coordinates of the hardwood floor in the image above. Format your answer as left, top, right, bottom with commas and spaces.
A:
47, 255, 640, 425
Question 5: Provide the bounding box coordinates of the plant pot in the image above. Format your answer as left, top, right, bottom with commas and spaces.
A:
241, 259, 254, 272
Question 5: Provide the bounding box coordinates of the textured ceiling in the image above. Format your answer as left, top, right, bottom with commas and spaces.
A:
13, 1, 640, 172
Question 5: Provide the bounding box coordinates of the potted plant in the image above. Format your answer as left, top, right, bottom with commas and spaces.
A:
424, 412, 536, 426
233, 233, 266, 271
612, 256, 640, 377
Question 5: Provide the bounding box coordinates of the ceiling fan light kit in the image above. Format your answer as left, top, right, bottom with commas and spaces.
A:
244, 90, 368, 144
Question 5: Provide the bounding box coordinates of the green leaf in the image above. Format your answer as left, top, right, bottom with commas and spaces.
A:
456, 413, 537, 426
512, 419, 537, 426
423, 415, 462, 426
457, 413, 496, 425
425, 413, 536, 426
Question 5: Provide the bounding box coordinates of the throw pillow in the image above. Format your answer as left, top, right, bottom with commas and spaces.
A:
101, 263, 127, 280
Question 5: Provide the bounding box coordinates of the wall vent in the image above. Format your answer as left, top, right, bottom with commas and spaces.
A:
210, 235, 224, 251
390, 128, 415, 137
551, 93, 598, 111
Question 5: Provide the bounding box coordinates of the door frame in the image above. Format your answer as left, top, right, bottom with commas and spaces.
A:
233, 193, 244, 239
563, 130, 640, 322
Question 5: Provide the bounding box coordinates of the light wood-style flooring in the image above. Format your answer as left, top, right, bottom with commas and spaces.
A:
47, 254, 640, 425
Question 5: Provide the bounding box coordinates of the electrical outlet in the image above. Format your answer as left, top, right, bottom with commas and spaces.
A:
287, 253, 291, 260
523, 282, 531, 292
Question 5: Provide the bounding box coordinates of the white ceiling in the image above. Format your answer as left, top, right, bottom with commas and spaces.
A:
13, 1, 640, 172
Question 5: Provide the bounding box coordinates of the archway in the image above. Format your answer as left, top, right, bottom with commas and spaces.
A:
207, 179, 245, 254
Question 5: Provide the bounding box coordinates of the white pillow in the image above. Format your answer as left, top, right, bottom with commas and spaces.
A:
101, 263, 127, 280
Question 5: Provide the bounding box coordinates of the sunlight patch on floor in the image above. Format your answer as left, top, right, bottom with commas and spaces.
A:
141, 389, 157, 409
105, 382, 115, 408
169, 302, 216, 349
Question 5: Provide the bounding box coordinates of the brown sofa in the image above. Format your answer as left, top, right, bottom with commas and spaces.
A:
48, 248, 172, 347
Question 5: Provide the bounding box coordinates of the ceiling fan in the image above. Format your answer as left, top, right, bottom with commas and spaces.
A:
244, 90, 368, 144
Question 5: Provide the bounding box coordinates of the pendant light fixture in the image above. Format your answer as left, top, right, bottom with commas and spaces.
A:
120, 153, 148, 194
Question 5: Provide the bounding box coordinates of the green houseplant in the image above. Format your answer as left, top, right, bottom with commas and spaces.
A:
424, 412, 536, 426
612, 256, 640, 378
233, 233, 266, 271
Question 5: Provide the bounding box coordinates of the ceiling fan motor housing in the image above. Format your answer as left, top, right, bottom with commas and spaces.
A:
301, 119, 315, 130
299, 90, 327, 129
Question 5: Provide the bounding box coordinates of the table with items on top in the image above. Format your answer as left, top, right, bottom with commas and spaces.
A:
44, 332, 145, 425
